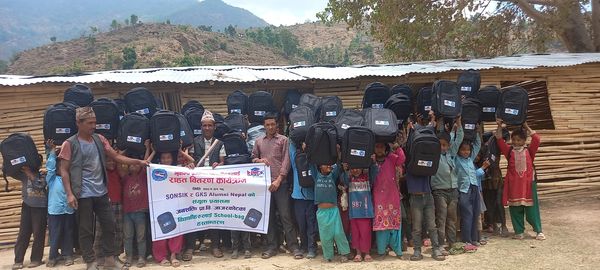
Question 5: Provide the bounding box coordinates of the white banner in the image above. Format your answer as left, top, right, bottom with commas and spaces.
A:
147, 163, 271, 241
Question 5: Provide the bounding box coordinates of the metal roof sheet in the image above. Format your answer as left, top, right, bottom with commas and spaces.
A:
2, 53, 600, 86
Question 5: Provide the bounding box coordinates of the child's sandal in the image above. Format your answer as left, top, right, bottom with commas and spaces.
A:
364, 255, 373, 262
353, 255, 362, 262
536, 232, 546, 240
160, 259, 171, 267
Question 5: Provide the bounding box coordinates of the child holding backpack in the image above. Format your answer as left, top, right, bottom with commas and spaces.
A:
455, 128, 482, 252
342, 162, 377, 262
495, 120, 545, 240
310, 161, 351, 263
45, 139, 75, 268
12, 159, 47, 270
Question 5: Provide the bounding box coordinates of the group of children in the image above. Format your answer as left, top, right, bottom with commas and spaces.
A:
12, 111, 545, 268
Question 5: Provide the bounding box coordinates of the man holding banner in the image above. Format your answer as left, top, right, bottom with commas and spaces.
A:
251, 114, 302, 259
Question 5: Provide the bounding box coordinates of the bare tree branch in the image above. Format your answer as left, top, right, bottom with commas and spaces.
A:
513, 0, 549, 22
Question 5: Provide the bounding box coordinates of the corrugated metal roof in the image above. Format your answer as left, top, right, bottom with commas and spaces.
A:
2, 53, 600, 86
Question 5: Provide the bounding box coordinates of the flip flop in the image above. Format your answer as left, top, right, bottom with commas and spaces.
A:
364, 255, 373, 262
261, 250, 277, 259
536, 233, 546, 240
171, 259, 181, 268
353, 255, 362, 262
160, 259, 171, 267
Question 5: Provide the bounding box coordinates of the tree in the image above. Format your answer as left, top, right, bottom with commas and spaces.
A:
198, 25, 212, 32
0, 60, 8, 74
166, 19, 171, 25
125, 18, 129, 26
50, 36, 57, 43
130, 14, 139, 26
122, 47, 137, 69
111, 19, 119, 31
318, 0, 598, 61
279, 29, 300, 58
225, 25, 237, 37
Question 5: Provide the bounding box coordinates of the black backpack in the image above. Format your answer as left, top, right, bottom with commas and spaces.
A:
478, 86, 501, 122
391, 84, 413, 98
227, 90, 249, 115
113, 98, 127, 120
342, 127, 375, 169
289, 105, 315, 146
248, 91, 276, 123
305, 122, 338, 165
150, 110, 181, 153
320, 96, 343, 122
213, 113, 230, 140
484, 134, 500, 170
181, 100, 204, 116
407, 128, 441, 176
184, 107, 204, 137
63, 84, 93, 107
125, 87, 157, 118
362, 82, 390, 109
176, 112, 193, 148
299, 93, 322, 119
117, 112, 150, 154
224, 113, 248, 133
497, 86, 528, 126
457, 69, 481, 98
43, 102, 78, 145
284, 89, 302, 116
432, 80, 461, 118
295, 151, 314, 188
385, 93, 412, 125
363, 108, 398, 143
334, 109, 364, 142
221, 132, 251, 165
1, 133, 43, 191
90, 98, 120, 140
461, 97, 482, 141
416, 86, 433, 120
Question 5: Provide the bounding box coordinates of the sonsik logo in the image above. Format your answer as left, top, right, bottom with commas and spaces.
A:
247, 167, 264, 177
152, 169, 168, 181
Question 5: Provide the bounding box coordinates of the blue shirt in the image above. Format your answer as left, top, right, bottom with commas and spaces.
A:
456, 135, 482, 193
342, 164, 378, 219
476, 168, 485, 192
46, 150, 74, 215
406, 173, 431, 193
289, 141, 314, 200
311, 164, 340, 205
431, 127, 464, 190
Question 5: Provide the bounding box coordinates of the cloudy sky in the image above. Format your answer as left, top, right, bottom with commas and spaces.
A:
222, 0, 330, 26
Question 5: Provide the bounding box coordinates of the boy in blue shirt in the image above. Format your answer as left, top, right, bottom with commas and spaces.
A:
311, 163, 350, 263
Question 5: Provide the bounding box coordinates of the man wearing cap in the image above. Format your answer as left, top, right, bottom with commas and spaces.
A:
183, 110, 226, 260
59, 107, 148, 270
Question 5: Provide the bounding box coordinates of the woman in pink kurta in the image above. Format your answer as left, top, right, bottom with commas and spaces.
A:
372, 143, 405, 257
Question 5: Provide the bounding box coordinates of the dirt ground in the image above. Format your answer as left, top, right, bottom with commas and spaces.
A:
1, 194, 599, 270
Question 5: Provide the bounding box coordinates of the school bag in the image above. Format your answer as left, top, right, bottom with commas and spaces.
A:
150, 110, 181, 153
363, 108, 398, 143
213, 113, 230, 140
284, 89, 302, 116
334, 109, 364, 142
117, 112, 150, 155
90, 98, 120, 140
1, 133, 43, 191
176, 112, 193, 148
63, 84, 94, 107
113, 98, 127, 120
431, 80, 461, 118
461, 97, 482, 141
497, 86, 528, 126
124, 87, 157, 118
385, 93, 412, 125
224, 112, 248, 133
457, 69, 481, 98
184, 107, 204, 137
43, 102, 78, 145
248, 91, 276, 124
342, 127, 375, 168
288, 105, 315, 146
299, 93, 322, 119
221, 132, 252, 165
416, 86, 433, 120
483, 133, 500, 170
478, 85, 501, 122
294, 151, 314, 188
362, 82, 390, 109
320, 96, 343, 122
246, 124, 265, 153
181, 100, 204, 116
155, 97, 164, 110
227, 90, 248, 115
391, 84, 413, 98
406, 128, 441, 176
305, 122, 338, 165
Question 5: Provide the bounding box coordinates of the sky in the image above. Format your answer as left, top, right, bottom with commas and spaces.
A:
222, 0, 330, 26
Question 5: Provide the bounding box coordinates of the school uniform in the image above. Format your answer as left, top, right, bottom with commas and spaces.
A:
289, 142, 317, 254
46, 150, 74, 261
14, 170, 47, 265
456, 135, 482, 244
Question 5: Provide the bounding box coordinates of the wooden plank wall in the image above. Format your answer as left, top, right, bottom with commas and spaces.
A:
0, 63, 599, 246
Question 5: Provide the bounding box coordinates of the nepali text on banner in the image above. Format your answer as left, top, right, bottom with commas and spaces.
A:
146, 163, 272, 241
